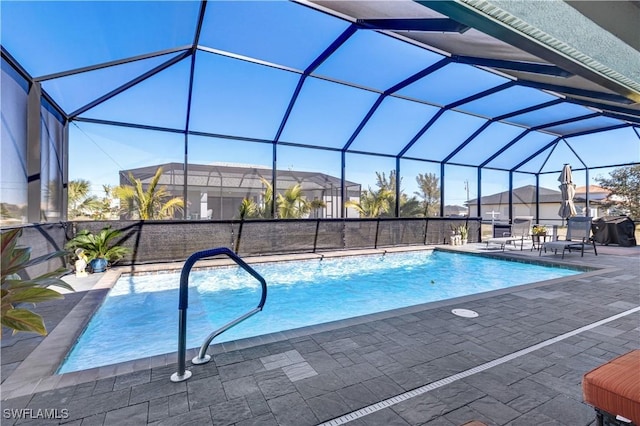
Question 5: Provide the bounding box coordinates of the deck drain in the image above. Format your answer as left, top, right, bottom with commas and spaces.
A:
319, 306, 640, 426
452, 308, 478, 318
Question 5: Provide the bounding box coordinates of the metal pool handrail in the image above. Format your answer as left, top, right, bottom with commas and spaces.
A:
170, 247, 267, 382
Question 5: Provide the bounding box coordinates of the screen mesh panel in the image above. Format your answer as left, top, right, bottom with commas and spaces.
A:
314, 220, 345, 252
10, 223, 68, 277
70, 218, 480, 265
376, 219, 426, 247
343, 220, 378, 249
75, 221, 234, 264
235, 220, 318, 255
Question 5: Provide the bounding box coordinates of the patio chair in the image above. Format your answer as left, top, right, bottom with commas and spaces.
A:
486, 216, 533, 251
540, 216, 597, 259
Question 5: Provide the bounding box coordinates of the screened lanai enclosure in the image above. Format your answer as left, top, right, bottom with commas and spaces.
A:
121, 162, 362, 220
2, 0, 639, 235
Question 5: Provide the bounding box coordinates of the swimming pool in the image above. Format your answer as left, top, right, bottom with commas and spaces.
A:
58, 250, 579, 373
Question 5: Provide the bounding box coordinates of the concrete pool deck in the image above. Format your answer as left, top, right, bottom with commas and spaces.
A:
1, 244, 638, 425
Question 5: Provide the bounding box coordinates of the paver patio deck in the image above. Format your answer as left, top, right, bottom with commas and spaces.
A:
2, 244, 638, 425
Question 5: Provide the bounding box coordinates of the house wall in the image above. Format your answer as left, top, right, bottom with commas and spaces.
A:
185, 189, 358, 220
471, 201, 609, 225
470, 202, 562, 225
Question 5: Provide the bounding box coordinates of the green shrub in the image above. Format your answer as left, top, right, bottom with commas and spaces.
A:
1, 229, 72, 336
65, 227, 130, 264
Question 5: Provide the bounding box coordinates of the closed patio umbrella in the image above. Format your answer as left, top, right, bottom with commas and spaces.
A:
558, 164, 577, 221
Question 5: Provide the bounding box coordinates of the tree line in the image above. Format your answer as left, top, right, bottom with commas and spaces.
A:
345, 171, 440, 218
68, 167, 183, 220
63, 165, 639, 221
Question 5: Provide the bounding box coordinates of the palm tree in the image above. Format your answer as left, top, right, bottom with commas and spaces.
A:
257, 177, 275, 218
398, 196, 423, 217
414, 173, 440, 217
377, 171, 403, 217
277, 183, 310, 219
309, 198, 327, 218
374, 170, 426, 217
113, 167, 184, 220
241, 178, 317, 219
237, 198, 258, 220
92, 185, 118, 220
346, 187, 393, 217
348, 170, 425, 218
68, 179, 101, 219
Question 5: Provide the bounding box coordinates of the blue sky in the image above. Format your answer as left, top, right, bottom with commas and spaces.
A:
2, 0, 638, 208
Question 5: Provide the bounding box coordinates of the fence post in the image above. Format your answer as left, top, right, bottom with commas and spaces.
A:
423, 218, 429, 245
234, 220, 244, 254
342, 219, 346, 250
313, 219, 320, 253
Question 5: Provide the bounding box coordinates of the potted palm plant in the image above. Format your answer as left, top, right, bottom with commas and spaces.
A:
449, 224, 469, 245
458, 224, 469, 245
65, 227, 130, 273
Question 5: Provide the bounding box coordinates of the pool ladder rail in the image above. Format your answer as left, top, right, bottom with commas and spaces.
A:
171, 247, 267, 382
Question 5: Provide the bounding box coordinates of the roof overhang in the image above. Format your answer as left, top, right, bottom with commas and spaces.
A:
307, 0, 640, 111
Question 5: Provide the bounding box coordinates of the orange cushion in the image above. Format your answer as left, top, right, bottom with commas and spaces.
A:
583, 350, 640, 424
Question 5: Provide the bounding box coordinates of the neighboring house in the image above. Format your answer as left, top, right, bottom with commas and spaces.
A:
467, 184, 616, 223
443, 205, 468, 217
467, 185, 588, 224
120, 163, 362, 220
575, 185, 615, 217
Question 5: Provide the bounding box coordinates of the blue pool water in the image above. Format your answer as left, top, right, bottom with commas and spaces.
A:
59, 251, 579, 373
